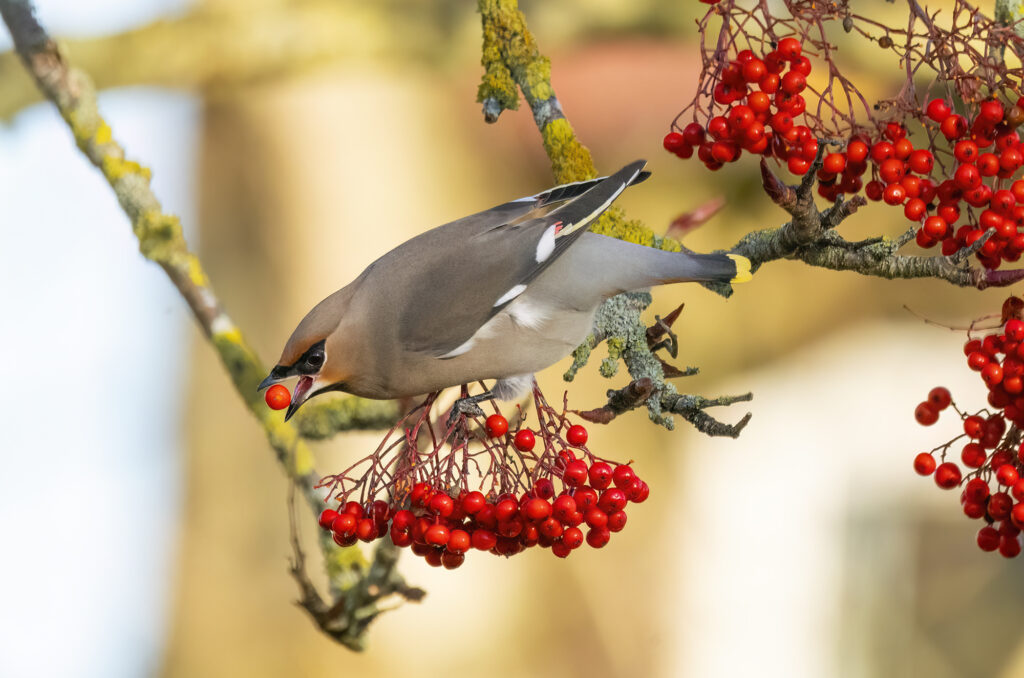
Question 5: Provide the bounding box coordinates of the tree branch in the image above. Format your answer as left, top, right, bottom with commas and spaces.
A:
0, 0, 411, 649
733, 159, 1024, 290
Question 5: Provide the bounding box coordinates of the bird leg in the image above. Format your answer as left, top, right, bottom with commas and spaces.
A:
446, 390, 495, 428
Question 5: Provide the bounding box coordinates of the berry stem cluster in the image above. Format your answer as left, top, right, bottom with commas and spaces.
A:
312, 386, 650, 566
913, 297, 1024, 558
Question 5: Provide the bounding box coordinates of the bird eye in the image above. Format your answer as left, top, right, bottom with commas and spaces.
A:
306, 352, 324, 369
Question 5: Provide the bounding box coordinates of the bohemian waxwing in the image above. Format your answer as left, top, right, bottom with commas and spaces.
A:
258, 160, 751, 420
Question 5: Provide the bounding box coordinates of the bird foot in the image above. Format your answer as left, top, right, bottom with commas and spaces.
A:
445, 391, 493, 429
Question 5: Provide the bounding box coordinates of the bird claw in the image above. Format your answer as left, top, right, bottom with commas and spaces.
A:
446, 396, 487, 429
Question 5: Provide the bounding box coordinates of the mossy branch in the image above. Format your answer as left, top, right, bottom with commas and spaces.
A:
0, 0, 412, 650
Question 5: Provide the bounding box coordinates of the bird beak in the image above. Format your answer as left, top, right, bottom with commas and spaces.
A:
258, 365, 290, 391
284, 376, 316, 422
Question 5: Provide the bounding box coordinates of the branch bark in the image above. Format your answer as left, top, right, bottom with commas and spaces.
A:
0, 0, 412, 649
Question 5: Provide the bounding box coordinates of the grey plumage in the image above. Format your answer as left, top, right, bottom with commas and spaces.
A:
260, 160, 750, 418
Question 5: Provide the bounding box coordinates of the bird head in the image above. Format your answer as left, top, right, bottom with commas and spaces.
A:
258, 288, 355, 421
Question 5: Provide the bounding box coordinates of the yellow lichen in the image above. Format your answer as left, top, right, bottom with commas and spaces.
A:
101, 154, 152, 183
185, 254, 210, 288
540, 118, 596, 184
93, 122, 112, 146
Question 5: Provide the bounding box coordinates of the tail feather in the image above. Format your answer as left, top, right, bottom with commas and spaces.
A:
533, 170, 651, 207
727, 254, 752, 283
667, 251, 751, 284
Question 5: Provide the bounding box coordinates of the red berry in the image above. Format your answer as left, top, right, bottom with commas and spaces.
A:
523, 497, 552, 522
588, 462, 613, 490
776, 37, 802, 60
429, 493, 455, 517
627, 479, 650, 503
355, 518, 377, 542
612, 465, 636, 489
495, 498, 519, 522
425, 524, 450, 546
471, 529, 497, 551
447, 529, 471, 554
562, 526, 584, 549
964, 477, 990, 503
980, 99, 1005, 123
964, 415, 985, 438
598, 488, 628, 514
513, 429, 536, 451
573, 488, 599, 512
607, 510, 628, 532
663, 132, 686, 153
461, 491, 486, 515
967, 351, 990, 371
926, 98, 952, 122
990, 492, 1014, 520
533, 478, 555, 500
265, 384, 291, 410
934, 462, 962, 489
586, 527, 611, 549
584, 507, 608, 529
904, 198, 927, 221
566, 424, 588, 446
682, 122, 706, 146
441, 551, 465, 569
1000, 534, 1021, 558
485, 414, 509, 437
1013, 503, 1024, 529
318, 509, 339, 530
913, 454, 937, 475
922, 216, 947, 239
552, 494, 578, 522
539, 517, 563, 539
928, 386, 952, 410
914, 402, 938, 425
978, 526, 1001, 551
961, 443, 987, 468
331, 512, 357, 536
997, 464, 1020, 486
823, 153, 846, 174
982, 362, 1005, 387
562, 460, 589, 486
941, 114, 968, 140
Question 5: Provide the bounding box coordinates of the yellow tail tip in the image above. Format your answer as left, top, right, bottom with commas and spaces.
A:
727, 254, 752, 283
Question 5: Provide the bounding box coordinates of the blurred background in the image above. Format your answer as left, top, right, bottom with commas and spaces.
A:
2, 0, 1023, 676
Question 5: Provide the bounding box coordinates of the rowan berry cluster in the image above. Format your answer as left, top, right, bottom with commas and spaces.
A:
662, 38, 818, 175
665, 34, 1024, 269
858, 98, 1024, 268
912, 301, 1024, 558
316, 419, 649, 568
311, 388, 650, 568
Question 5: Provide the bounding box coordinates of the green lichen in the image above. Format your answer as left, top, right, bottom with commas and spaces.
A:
563, 333, 596, 381
295, 396, 402, 440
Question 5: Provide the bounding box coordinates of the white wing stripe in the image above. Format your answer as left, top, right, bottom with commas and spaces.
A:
494, 284, 528, 306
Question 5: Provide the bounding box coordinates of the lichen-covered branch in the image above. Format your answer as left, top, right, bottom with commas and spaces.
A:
0, 0, 412, 649
732, 158, 1024, 290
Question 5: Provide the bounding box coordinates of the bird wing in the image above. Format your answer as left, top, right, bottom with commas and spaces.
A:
396, 160, 647, 357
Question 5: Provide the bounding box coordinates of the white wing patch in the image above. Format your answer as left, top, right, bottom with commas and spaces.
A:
507, 296, 552, 330
535, 223, 557, 262
494, 283, 528, 306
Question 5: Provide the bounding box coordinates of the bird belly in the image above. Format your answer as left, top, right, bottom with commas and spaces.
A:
390, 295, 596, 397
